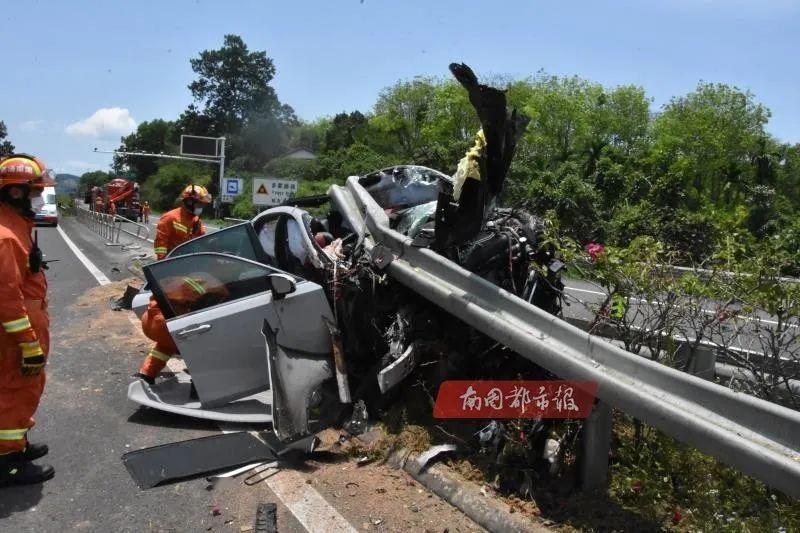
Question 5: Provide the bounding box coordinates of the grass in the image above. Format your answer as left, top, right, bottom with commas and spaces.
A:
607, 413, 800, 532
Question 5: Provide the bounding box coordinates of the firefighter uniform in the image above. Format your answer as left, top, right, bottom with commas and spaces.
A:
136, 184, 213, 383
153, 206, 206, 259
142, 201, 151, 223
0, 203, 49, 457
0, 154, 55, 487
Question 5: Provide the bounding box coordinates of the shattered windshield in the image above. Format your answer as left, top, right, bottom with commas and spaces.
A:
359, 165, 449, 210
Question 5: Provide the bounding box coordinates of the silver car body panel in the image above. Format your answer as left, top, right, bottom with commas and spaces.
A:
127, 372, 273, 423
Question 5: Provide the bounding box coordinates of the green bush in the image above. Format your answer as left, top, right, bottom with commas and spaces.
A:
142, 161, 213, 211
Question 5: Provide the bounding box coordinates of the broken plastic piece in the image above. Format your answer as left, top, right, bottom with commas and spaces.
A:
254, 503, 278, 532
414, 444, 458, 474
370, 245, 395, 271
377, 344, 417, 394
343, 400, 368, 436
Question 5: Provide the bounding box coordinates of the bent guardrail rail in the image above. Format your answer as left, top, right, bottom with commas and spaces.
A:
114, 214, 152, 242
332, 176, 800, 498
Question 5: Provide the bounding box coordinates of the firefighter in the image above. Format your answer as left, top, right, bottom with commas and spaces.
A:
133, 272, 229, 384
153, 184, 212, 260
93, 194, 104, 213
0, 154, 56, 486
141, 201, 151, 223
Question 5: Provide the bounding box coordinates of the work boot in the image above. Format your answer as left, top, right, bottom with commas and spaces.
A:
0, 459, 55, 486
132, 372, 155, 385
21, 442, 49, 462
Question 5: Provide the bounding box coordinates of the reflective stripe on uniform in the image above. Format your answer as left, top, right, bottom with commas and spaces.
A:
0, 428, 28, 441
154, 247, 168, 254
2, 316, 32, 333
19, 341, 44, 357
147, 349, 172, 362
172, 221, 188, 233
183, 277, 206, 295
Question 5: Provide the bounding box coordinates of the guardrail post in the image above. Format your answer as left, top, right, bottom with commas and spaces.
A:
578, 400, 613, 491
689, 347, 717, 380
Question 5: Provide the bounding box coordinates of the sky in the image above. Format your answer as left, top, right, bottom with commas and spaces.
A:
2, 0, 799, 175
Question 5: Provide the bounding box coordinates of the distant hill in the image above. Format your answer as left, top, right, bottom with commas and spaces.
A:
55, 173, 79, 195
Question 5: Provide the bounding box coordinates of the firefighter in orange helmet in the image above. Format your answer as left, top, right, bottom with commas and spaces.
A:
0, 154, 56, 486
152, 184, 212, 260
133, 272, 229, 384
141, 200, 151, 223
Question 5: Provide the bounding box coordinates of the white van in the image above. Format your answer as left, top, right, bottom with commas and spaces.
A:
34, 186, 58, 226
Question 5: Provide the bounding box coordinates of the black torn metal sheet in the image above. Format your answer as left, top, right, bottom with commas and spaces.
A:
122, 431, 285, 489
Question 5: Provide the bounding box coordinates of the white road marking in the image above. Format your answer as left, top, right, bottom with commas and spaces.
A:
565, 286, 605, 297
56, 225, 111, 286
564, 285, 788, 327
266, 469, 358, 533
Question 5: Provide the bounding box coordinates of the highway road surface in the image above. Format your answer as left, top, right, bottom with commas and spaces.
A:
0, 215, 486, 533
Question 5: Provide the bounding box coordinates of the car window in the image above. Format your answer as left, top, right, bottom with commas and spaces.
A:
44, 193, 56, 205
169, 222, 264, 263
144, 253, 276, 319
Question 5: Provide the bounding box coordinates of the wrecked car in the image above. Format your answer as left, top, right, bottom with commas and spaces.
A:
127, 63, 566, 448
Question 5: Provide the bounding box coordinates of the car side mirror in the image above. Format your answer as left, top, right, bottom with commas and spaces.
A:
269, 273, 296, 300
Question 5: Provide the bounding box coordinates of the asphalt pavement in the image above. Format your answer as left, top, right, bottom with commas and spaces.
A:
0, 215, 485, 533
0, 219, 306, 532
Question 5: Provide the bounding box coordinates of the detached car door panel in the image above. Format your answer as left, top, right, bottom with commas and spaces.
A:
143, 252, 332, 409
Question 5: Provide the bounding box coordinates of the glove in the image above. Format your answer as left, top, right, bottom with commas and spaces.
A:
19, 340, 45, 377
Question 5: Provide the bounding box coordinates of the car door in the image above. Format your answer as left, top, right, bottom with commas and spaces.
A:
132, 222, 272, 317
142, 252, 332, 408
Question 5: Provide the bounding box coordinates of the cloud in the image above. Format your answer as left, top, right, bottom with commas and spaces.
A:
65, 107, 137, 138
19, 120, 44, 132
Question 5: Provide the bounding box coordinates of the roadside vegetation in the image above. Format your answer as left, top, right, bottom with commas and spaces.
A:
64, 34, 800, 276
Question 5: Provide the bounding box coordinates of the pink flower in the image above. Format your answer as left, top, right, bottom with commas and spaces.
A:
586, 242, 605, 262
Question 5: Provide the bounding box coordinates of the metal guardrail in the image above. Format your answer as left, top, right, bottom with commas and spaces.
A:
332, 176, 800, 498
115, 213, 152, 242
564, 316, 800, 396
75, 206, 122, 243
75, 207, 151, 244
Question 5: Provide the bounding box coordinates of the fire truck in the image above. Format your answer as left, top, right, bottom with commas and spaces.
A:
89, 178, 142, 220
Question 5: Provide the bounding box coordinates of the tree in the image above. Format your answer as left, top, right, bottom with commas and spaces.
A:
114, 119, 177, 180
77, 170, 113, 197
323, 111, 369, 152
0, 121, 14, 157
650, 82, 770, 209
141, 161, 212, 211
186, 34, 293, 134
371, 77, 438, 158
181, 34, 296, 169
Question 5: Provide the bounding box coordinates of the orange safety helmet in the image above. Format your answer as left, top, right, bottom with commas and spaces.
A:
181, 184, 212, 204
0, 154, 49, 189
